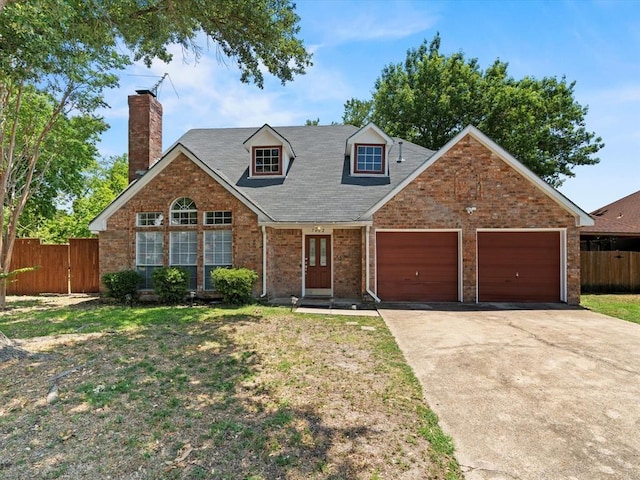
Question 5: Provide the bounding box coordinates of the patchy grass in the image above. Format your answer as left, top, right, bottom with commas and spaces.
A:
581, 294, 640, 325
0, 297, 461, 479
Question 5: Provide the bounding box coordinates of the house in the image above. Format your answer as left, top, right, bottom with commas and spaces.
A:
89, 90, 594, 304
580, 190, 640, 293
581, 190, 640, 251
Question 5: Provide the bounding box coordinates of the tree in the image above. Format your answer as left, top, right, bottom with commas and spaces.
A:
342, 99, 373, 128
0, 0, 311, 307
343, 34, 603, 186
28, 155, 129, 243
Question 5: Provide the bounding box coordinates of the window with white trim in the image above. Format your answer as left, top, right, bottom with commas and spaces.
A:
137, 212, 163, 226
204, 211, 232, 225
136, 231, 163, 289
203, 230, 232, 290
170, 197, 197, 225
355, 144, 385, 174
170, 231, 197, 290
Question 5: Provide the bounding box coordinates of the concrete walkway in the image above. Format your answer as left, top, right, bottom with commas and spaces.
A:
379, 306, 640, 480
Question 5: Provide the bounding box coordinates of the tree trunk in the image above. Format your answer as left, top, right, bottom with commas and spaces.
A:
0, 276, 7, 309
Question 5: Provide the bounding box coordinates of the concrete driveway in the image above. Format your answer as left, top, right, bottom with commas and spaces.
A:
379, 305, 640, 480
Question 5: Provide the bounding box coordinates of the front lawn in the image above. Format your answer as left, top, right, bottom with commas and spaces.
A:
0, 297, 460, 480
581, 294, 640, 325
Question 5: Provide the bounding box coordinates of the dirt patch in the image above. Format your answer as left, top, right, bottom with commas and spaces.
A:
0, 331, 29, 362
1, 295, 104, 362
3, 294, 102, 313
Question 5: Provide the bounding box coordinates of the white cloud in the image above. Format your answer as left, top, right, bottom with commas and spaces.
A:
304, 2, 438, 48
332, 14, 436, 44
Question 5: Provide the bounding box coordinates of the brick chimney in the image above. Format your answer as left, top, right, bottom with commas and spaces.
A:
128, 89, 162, 183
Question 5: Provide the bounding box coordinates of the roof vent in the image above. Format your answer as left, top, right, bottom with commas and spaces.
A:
396, 141, 405, 163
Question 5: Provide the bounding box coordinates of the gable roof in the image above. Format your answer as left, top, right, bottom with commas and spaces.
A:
345, 122, 394, 152
90, 123, 593, 231
581, 189, 640, 235
243, 123, 295, 158
88, 143, 273, 232
172, 125, 435, 223
362, 125, 594, 227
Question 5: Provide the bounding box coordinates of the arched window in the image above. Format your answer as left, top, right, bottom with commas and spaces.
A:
170, 197, 197, 225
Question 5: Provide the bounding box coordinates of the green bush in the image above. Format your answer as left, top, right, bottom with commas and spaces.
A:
102, 270, 142, 304
152, 267, 188, 304
211, 267, 258, 305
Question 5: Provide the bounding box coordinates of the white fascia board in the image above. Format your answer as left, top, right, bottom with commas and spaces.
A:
345, 122, 394, 154
243, 124, 295, 158
259, 221, 372, 229
88, 144, 272, 233
88, 180, 139, 232
361, 125, 594, 227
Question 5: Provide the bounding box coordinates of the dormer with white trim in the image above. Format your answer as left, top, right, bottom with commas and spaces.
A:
243, 124, 295, 178
345, 123, 394, 177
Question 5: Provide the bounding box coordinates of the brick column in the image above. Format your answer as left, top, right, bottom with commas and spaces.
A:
128, 90, 162, 183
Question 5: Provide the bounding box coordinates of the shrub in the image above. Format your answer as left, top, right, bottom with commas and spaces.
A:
211, 267, 258, 305
102, 270, 142, 304
152, 267, 188, 304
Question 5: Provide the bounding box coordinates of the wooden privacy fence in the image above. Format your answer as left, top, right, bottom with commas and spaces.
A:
581, 251, 640, 293
7, 238, 99, 295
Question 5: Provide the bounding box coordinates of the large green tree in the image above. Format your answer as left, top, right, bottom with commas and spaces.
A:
0, 0, 311, 306
25, 155, 128, 243
343, 34, 603, 186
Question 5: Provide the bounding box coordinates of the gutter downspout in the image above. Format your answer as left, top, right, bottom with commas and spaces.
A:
260, 225, 267, 298
365, 224, 381, 303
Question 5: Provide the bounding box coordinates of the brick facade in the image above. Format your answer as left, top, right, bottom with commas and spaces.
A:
99, 130, 583, 304
266, 228, 302, 298
372, 134, 581, 304
99, 153, 262, 293
332, 228, 363, 298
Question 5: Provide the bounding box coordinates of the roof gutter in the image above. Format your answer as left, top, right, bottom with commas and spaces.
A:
365, 224, 381, 303
258, 220, 372, 229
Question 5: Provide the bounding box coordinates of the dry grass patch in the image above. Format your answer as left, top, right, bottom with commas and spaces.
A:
0, 297, 460, 479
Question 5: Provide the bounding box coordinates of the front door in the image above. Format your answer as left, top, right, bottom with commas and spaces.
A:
305, 235, 331, 295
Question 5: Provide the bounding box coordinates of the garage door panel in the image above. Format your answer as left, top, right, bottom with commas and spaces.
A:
377, 232, 458, 302
478, 231, 561, 303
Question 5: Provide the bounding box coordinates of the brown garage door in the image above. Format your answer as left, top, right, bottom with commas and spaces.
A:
377, 231, 458, 301
478, 231, 561, 302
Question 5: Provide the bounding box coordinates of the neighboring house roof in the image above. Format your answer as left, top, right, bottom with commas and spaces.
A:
89, 124, 594, 232
581, 189, 640, 235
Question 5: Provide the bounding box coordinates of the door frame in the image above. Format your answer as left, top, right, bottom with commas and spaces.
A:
302, 229, 333, 296
475, 228, 567, 303
374, 228, 463, 302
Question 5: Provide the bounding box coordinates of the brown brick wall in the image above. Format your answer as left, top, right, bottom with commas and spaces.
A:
373, 134, 581, 304
333, 228, 363, 298
99, 153, 262, 293
266, 228, 302, 298
128, 92, 162, 183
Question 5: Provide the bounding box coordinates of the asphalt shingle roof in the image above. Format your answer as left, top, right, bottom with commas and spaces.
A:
582, 189, 640, 235
176, 125, 435, 223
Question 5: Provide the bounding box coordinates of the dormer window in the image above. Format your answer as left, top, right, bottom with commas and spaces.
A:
355, 144, 385, 174
244, 125, 295, 179
252, 146, 282, 176
346, 122, 393, 177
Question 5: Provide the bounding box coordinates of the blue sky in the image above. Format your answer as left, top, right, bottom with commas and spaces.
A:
97, 0, 640, 213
